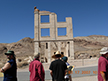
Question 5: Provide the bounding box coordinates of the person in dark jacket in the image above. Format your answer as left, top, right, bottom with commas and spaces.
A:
0, 50, 17, 81
49, 51, 67, 81
29, 53, 45, 81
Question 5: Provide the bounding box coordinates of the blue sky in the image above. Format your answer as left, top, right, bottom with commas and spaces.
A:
0, 0, 108, 43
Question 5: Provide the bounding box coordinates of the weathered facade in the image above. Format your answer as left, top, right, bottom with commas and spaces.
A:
34, 7, 74, 63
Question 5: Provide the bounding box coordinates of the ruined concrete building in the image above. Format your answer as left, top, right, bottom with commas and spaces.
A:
34, 7, 74, 63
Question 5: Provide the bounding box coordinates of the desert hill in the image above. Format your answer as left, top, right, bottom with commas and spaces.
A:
0, 35, 108, 68
74, 35, 108, 59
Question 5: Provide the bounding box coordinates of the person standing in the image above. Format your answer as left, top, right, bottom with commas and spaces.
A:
62, 56, 72, 81
0, 50, 17, 81
29, 53, 45, 81
49, 51, 67, 81
98, 47, 108, 81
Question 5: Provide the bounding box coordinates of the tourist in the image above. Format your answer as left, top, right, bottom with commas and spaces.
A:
29, 53, 45, 81
0, 50, 17, 81
98, 47, 108, 81
49, 51, 67, 81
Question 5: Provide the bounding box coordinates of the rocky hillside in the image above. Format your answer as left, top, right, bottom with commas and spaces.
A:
0, 35, 108, 59
0, 35, 108, 68
0, 37, 34, 68
74, 35, 108, 59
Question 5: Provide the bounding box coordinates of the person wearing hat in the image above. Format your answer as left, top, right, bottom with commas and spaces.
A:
49, 51, 67, 81
0, 50, 17, 81
29, 53, 45, 81
98, 47, 108, 81
62, 56, 72, 81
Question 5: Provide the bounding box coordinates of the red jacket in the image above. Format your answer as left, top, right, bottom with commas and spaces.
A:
29, 59, 45, 81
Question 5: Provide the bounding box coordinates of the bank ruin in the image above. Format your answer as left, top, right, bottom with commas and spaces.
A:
34, 7, 74, 63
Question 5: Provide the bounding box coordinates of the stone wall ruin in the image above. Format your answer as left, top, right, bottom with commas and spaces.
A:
34, 7, 74, 63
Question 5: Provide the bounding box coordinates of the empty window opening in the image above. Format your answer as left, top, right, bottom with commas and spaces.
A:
41, 28, 50, 37
39, 42, 41, 47
54, 52, 56, 54
67, 42, 70, 44
68, 50, 70, 57
58, 27, 66, 36
89, 56, 92, 58
61, 52, 64, 55
41, 15, 49, 23
46, 43, 48, 49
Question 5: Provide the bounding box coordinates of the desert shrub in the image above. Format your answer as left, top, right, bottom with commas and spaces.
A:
17, 61, 29, 68
93, 55, 97, 57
